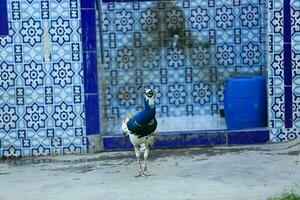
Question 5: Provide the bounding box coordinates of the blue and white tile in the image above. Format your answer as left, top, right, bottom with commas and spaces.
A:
293, 37, 300, 129
0, 0, 86, 157
292, 0, 300, 10
291, 8, 299, 36
269, 91, 285, 129
100, 0, 267, 135
293, 91, 300, 128
293, 34, 300, 55
268, 51, 284, 80
291, 3, 300, 129
0, 44, 14, 63
292, 4, 300, 51
269, 129, 281, 142
272, 128, 300, 142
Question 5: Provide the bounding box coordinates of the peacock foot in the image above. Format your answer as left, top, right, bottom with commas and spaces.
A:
135, 169, 151, 177
142, 171, 151, 177
135, 171, 143, 177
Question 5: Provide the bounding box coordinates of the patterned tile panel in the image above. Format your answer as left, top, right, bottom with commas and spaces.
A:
292, 0, 300, 129
0, 0, 87, 157
100, 0, 267, 134
269, 0, 300, 141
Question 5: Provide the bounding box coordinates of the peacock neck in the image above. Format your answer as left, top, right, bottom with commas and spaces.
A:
130, 97, 156, 125
144, 98, 155, 111
143, 98, 156, 120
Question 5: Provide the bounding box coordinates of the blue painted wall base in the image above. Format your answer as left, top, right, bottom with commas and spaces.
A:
102, 129, 270, 151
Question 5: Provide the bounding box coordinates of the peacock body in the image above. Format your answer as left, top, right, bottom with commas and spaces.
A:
126, 98, 157, 137
121, 88, 158, 177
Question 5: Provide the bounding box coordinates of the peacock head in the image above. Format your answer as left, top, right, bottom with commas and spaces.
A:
143, 88, 156, 106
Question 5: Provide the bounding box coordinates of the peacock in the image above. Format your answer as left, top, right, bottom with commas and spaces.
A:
121, 87, 158, 177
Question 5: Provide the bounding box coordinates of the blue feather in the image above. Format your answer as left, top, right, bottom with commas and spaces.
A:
126, 99, 157, 137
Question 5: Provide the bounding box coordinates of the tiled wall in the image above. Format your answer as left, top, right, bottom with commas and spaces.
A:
1, 0, 299, 158
0, 0, 92, 157
268, 0, 300, 142
100, 0, 267, 132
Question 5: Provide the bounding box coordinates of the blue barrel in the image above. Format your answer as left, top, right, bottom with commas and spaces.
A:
224, 76, 267, 129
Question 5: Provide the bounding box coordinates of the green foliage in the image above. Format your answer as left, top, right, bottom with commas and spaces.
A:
267, 191, 300, 200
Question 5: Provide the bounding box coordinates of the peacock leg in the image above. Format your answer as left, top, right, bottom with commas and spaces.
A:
134, 146, 142, 177
142, 146, 150, 176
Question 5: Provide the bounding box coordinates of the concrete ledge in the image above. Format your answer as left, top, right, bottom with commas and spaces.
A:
102, 128, 270, 151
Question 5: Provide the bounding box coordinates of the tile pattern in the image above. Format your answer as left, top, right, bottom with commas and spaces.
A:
0, 0, 298, 158
100, 0, 267, 134
292, 0, 300, 130
268, 0, 300, 141
0, 0, 88, 157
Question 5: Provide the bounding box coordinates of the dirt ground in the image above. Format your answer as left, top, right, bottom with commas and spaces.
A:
1, 140, 300, 200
